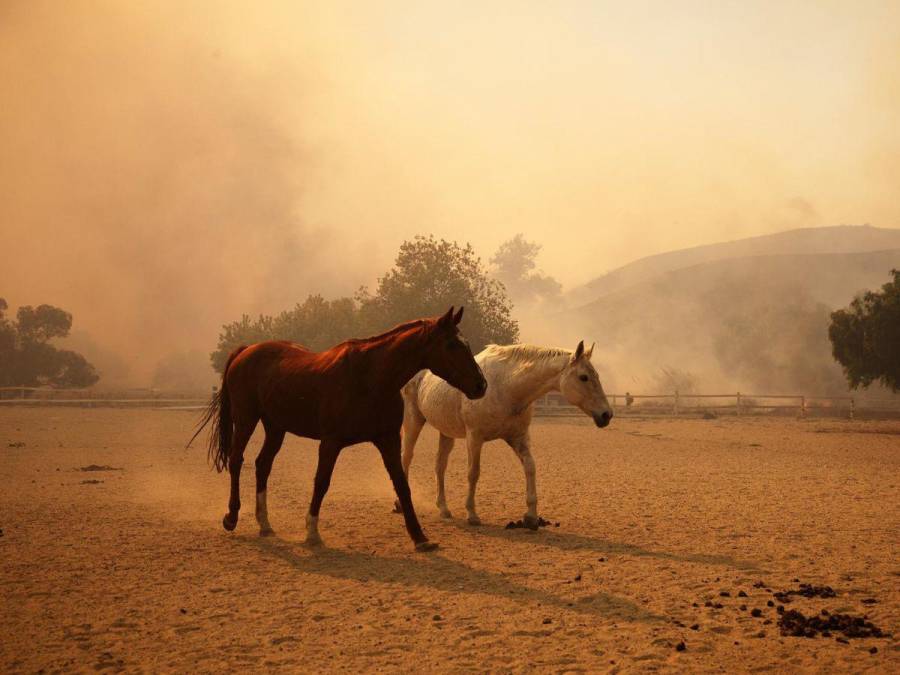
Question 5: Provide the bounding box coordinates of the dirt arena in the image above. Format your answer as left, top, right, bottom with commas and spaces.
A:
1, 408, 897, 673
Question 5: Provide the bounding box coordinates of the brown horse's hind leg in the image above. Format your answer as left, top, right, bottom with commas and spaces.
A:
254, 425, 285, 536
306, 439, 343, 546
223, 420, 256, 531
375, 433, 436, 552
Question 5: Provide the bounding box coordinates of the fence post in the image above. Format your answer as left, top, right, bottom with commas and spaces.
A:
674, 390, 680, 415
800, 396, 806, 419
612, 394, 617, 412
736, 392, 742, 416
850, 397, 855, 420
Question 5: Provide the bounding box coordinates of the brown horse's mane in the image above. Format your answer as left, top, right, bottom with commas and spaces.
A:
341, 318, 433, 348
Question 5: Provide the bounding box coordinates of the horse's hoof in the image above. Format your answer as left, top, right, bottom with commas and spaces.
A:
415, 541, 439, 552
222, 514, 237, 531
467, 515, 482, 526
439, 510, 454, 520
523, 515, 540, 531
304, 535, 323, 548
259, 527, 276, 537
392, 500, 403, 514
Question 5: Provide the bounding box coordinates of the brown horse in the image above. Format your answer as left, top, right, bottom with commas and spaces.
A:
189, 307, 486, 551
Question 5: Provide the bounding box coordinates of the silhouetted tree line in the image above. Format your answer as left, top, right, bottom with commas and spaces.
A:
829, 269, 900, 391
211, 236, 538, 372
0, 299, 99, 388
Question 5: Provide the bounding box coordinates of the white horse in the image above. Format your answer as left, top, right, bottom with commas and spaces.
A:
399, 340, 613, 528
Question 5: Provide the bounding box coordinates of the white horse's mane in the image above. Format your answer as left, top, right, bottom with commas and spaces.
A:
482, 344, 572, 373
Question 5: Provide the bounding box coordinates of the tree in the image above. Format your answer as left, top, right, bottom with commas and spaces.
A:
0, 300, 100, 388
491, 234, 561, 305
357, 235, 518, 352
211, 295, 365, 372
210, 236, 520, 372
829, 269, 900, 391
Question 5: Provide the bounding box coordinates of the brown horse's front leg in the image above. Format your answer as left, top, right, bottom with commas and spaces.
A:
375, 433, 437, 552
306, 440, 343, 546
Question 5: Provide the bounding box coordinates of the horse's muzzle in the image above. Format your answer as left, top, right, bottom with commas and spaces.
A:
593, 411, 612, 428
466, 377, 488, 400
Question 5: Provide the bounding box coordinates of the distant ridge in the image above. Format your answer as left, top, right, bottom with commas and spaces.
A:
558, 238, 900, 394
567, 225, 900, 307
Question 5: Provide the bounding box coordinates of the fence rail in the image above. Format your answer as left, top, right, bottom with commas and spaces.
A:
536, 391, 900, 420
0, 386, 211, 409
3, 386, 900, 419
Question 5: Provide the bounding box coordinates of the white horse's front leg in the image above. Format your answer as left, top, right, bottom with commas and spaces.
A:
465, 433, 484, 525
510, 434, 539, 529
434, 434, 455, 518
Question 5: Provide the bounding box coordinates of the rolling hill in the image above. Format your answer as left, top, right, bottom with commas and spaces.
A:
567, 225, 900, 307
556, 229, 900, 395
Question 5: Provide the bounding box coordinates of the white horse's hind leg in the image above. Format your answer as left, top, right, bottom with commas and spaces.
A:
465, 433, 484, 525
401, 416, 424, 477
393, 414, 425, 513
510, 434, 539, 529
434, 434, 455, 518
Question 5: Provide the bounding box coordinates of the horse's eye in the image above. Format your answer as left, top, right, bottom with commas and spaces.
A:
579, 374, 589, 382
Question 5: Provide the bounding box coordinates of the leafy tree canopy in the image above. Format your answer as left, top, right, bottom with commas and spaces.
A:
357, 235, 518, 352
829, 269, 900, 391
0, 299, 100, 388
490, 234, 561, 304
211, 237, 519, 371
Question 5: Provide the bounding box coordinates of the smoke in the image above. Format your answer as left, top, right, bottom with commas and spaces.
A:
3, 2, 900, 387
0, 2, 371, 384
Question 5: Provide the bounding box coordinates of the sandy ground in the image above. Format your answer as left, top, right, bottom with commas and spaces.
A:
0, 408, 898, 673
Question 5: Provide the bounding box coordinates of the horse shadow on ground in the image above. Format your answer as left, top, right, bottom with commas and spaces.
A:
240, 535, 662, 624
443, 520, 763, 572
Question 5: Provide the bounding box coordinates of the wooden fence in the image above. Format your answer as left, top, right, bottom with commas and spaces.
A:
535, 391, 900, 420
0, 386, 211, 409
3, 386, 900, 419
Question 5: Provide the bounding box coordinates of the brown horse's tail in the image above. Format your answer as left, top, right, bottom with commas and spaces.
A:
186, 346, 247, 472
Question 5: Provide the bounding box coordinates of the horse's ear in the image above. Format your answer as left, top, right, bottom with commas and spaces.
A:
573, 340, 584, 360
586, 342, 595, 360
453, 306, 464, 325
439, 306, 455, 327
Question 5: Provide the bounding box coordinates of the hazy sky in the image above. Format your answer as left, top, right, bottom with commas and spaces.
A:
2, 1, 899, 381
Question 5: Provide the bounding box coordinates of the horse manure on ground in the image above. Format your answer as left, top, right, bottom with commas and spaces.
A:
78, 464, 123, 472
80, 479, 103, 485
504, 517, 558, 530
8, 441, 25, 448
773, 583, 837, 603
778, 609, 888, 639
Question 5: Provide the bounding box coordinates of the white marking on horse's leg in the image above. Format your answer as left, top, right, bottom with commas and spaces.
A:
255, 490, 275, 535
465, 436, 483, 525
305, 512, 321, 545
435, 434, 454, 518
